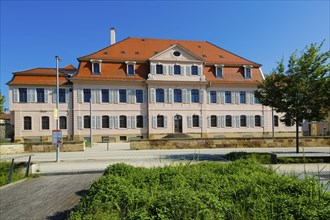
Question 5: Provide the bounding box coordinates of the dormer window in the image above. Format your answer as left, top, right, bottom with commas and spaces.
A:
215, 64, 224, 78
90, 59, 102, 75
125, 61, 136, 76
243, 65, 252, 79
191, 66, 198, 75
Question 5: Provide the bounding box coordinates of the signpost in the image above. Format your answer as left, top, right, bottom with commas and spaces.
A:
52, 130, 62, 162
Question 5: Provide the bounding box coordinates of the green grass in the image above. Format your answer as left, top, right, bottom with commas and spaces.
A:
69, 161, 330, 220
224, 152, 328, 164
0, 162, 26, 186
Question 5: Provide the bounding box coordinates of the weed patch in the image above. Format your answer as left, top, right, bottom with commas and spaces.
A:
69, 161, 330, 219
0, 162, 26, 186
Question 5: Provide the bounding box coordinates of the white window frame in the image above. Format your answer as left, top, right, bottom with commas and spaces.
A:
215, 64, 224, 78
243, 65, 253, 79
125, 61, 136, 76
90, 59, 102, 75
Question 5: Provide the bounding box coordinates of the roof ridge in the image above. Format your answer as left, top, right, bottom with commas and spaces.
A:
128, 37, 207, 43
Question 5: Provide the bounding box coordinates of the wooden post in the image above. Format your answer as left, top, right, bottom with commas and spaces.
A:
25, 155, 32, 177
8, 158, 15, 183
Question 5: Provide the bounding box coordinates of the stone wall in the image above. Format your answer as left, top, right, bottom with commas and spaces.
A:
0, 144, 25, 155
130, 137, 330, 150
23, 141, 85, 153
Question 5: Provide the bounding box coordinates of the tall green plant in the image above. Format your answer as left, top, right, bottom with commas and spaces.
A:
255, 42, 330, 153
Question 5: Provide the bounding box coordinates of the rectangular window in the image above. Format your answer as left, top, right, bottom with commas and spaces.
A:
60, 116, 67, 129
191, 89, 199, 103
136, 90, 143, 103
19, 88, 27, 103
102, 89, 109, 103
245, 67, 251, 79
127, 64, 134, 75
24, 116, 32, 130
102, 116, 110, 128
120, 115, 127, 128
157, 115, 164, 128
192, 115, 199, 127
42, 116, 49, 130
83, 89, 91, 102
156, 64, 163, 74
119, 89, 127, 103
210, 115, 217, 127
174, 89, 182, 103
36, 88, 45, 103
93, 63, 100, 74
137, 115, 143, 128
174, 65, 181, 75
240, 91, 246, 103
216, 67, 223, 78
225, 115, 232, 127
191, 66, 198, 75
156, 89, 164, 102
59, 88, 66, 103
254, 96, 260, 104
225, 91, 231, 103
210, 91, 216, 103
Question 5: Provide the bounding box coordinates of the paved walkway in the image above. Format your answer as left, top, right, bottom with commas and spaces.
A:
0, 173, 101, 220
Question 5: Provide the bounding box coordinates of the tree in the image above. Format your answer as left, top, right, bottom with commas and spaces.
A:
255, 42, 330, 153
0, 91, 5, 114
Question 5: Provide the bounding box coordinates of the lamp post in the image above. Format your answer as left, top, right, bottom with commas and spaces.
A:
55, 56, 62, 162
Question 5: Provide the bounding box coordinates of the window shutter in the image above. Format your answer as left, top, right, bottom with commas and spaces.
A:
109, 90, 114, 103
152, 116, 156, 128
168, 88, 174, 103
164, 116, 168, 128
77, 116, 83, 130
235, 92, 239, 104
182, 89, 187, 103
109, 116, 114, 129
187, 116, 192, 128
199, 115, 203, 128
246, 116, 250, 128
217, 116, 221, 128
95, 89, 101, 103
164, 89, 168, 103
207, 91, 210, 104
187, 89, 191, 103
127, 116, 131, 129
27, 88, 35, 103
114, 90, 119, 104
126, 90, 130, 104
44, 88, 48, 103
198, 66, 202, 76
186, 66, 191, 76
114, 116, 119, 129
163, 65, 167, 75
207, 116, 210, 128
131, 116, 136, 129
180, 66, 185, 75
250, 115, 255, 128
91, 116, 96, 129
151, 64, 156, 75
131, 90, 136, 104
261, 116, 264, 127
53, 89, 57, 103
77, 89, 82, 103
199, 89, 204, 104
236, 115, 240, 128
246, 92, 250, 104
32, 88, 36, 103
231, 92, 235, 105
65, 88, 69, 103
150, 88, 155, 103
96, 116, 101, 129
169, 65, 174, 75
90, 89, 95, 103
143, 90, 148, 103
144, 116, 148, 128
220, 115, 225, 128
250, 92, 254, 105
13, 88, 19, 103
232, 115, 236, 128
220, 92, 225, 104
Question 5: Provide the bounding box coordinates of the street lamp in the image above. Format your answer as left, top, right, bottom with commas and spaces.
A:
55, 56, 62, 162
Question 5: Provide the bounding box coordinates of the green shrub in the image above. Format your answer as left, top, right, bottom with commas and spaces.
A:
69, 160, 330, 220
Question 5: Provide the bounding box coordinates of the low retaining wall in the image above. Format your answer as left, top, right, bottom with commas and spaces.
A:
24, 141, 85, 153
130, 137, 330, 150
0, 144, 25, 155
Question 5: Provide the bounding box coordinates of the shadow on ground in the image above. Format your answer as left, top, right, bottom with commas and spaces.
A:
161, 154, 228, 162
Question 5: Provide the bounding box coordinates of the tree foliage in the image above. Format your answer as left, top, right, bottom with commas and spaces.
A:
255, 42, 330, 125
0, 91, 5, 114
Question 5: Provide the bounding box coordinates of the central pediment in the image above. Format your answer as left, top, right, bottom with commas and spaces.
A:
149, 44, 204, 63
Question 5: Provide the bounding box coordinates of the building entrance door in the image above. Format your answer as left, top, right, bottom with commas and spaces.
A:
174, 115, 182, 133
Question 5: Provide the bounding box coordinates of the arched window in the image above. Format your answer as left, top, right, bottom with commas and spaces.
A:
41, 116, 49, 130
157, 115, 164, 127
84, 116, 91, 128
225, 115, 232, 127
120, 115, 127, 128
174, 65, 181, 75
274, 115, 279, 127
193, 115, 199, 127
191, 89, 199, 103
137, 115, 143, 128
240, 115, 247, 127
102, 116, 109, 128
60, 116, 67, 129
156, 89, 164, 102
24, 116, 32, 130
156, 64, 163, 74
174, 89, 182, 103
211, 115, 217, 127
255, 115, 261, 127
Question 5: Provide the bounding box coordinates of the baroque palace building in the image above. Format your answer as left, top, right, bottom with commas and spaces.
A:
7, 29, 296, 142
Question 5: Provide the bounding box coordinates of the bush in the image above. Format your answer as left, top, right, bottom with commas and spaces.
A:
69, 160, 330, 220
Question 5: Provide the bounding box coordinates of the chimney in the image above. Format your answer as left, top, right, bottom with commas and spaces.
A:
110, 27, 116, 45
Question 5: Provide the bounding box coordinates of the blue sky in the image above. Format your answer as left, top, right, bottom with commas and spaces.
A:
1, 0, 329, 110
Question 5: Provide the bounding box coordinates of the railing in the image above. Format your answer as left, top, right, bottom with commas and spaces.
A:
2, 155, 34, 184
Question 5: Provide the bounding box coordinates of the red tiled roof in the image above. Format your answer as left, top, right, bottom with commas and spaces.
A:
0, 114, 10, 120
